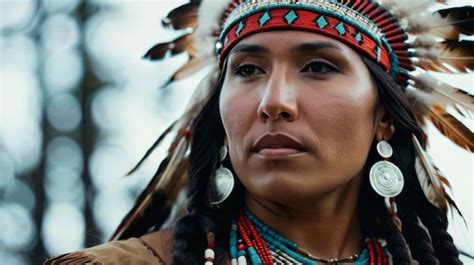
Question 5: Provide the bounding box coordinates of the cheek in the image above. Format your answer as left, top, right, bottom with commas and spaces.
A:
305, 80, 377, 166
219, 83, 257, 161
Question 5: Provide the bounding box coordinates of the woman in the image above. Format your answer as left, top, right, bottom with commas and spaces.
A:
46, 0, 472, 264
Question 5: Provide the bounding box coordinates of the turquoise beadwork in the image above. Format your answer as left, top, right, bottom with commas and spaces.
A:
229, 210, 385, 264
284, 10, 298, 25
236, 21, 245, 37
315, 15, 328, 29
335, 22, 346, 36
259, 11, 271, 27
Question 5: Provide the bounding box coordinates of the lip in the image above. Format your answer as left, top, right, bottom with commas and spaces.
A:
252, 133, 307, 159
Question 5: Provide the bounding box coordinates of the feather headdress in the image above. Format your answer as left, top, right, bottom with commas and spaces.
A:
111, 0, 473, 240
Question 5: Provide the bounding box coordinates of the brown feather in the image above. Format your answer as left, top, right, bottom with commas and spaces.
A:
435, 6, 474, 37
143, 33, 195, 61
414, 58, 453, 73
164, 56, 214, 86
407, 6, 474, 39
143, 42, 172, 60
414, 40, 474, 73
437, 40, 474, 72
162, 2, 200, 30
125, 121, 177, 176
428, 105, 474, 152
110, 131, 190, 241
171, 34, 197, 56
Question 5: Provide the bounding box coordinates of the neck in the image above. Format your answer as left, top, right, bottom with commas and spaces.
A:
244, 176, 363, 260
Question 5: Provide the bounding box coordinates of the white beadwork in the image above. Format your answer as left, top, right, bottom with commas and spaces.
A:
205, 248, 215, 259
204, 261, 213, 265
231, 258, 238, 265
237, 256, 247, 265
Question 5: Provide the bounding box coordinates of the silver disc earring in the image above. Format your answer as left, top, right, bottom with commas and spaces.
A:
210, 146, 235, 206
369, 140, 404, 201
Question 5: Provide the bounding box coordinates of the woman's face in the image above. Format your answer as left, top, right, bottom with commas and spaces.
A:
219, 31, 383, 204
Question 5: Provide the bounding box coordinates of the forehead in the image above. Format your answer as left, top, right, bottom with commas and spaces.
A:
228, 30, 358, 57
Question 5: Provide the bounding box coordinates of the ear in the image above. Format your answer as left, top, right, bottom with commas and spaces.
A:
375, 107, 395, 141
223, 135, 228, 146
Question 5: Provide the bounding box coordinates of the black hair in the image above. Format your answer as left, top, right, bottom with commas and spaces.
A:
166, 57, 462, 265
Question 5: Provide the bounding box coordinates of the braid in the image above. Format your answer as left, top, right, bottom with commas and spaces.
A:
170, 70, 238, 265
402, 211, 439, 265
171, 215, 207, 264
399, 147, 439, 265
386, 227, 411, 265
418, 199, 462, 265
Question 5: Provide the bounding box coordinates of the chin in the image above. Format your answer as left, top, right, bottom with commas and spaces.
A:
243, 173, 321, 203
242, 171, 352, 205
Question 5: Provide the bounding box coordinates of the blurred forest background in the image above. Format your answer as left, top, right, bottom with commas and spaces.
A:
0, 1, 472, 264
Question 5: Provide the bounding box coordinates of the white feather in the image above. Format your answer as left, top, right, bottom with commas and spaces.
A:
414, 157, 442, 208
413, 73, 474, 112
405, 87, 436, 117
411, 36, 439, 49
412, 135, 447, 210
406, 87, 436, 106
195, 0, 231, 40
414, 48, 438, 60
380, 0, 436, 19
405, 12, 443, 34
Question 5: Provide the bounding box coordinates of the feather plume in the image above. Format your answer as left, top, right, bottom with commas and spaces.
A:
143, 33, 195, 61
414, 40, 474, 73
411, 36, 439, 50
163, 56, 215, 86
428, 105, 474, 152
435, 6, 474, 36
382, 0, 446, 18
413, 73, 474, 113
170, 34, 197, 56
195, 0, 231, 39
111, 130, 190, 241
405, 6, 474, 39
162, 2, 200, 30
125, 121, 177, 176
412, 135, 454, 214
405, 88, 436, 123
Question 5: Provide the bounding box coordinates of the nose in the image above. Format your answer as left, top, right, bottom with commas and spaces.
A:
257, 69, 299, 122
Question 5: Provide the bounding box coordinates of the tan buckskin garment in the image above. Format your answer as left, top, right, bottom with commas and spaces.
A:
44, 238, 165, 265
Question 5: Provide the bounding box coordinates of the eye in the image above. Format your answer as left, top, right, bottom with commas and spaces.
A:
301, 60, 338, 75
233, 64, 265, 77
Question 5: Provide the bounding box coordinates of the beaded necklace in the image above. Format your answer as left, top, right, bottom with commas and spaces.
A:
222, 211, 389, 265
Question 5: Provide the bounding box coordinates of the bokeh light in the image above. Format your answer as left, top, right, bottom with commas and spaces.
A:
43, 51, 83, 94
0, 203, 36, 250
46, 137, 83, 172
0, 151, 15, 190
42, 203, 85, 255
46, 93, 82, 132
2, 179, 36, 212
41, 0, 80, 15
0, 0, 36, 32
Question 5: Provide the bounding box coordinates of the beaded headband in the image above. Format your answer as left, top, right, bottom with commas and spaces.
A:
216, 1, 396, 77
111, 0, 473, 241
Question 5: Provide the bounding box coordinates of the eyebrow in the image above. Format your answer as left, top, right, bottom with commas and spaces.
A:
229, 41, 342, 56
291, 42, 343, 53
229, 44, 270, 55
